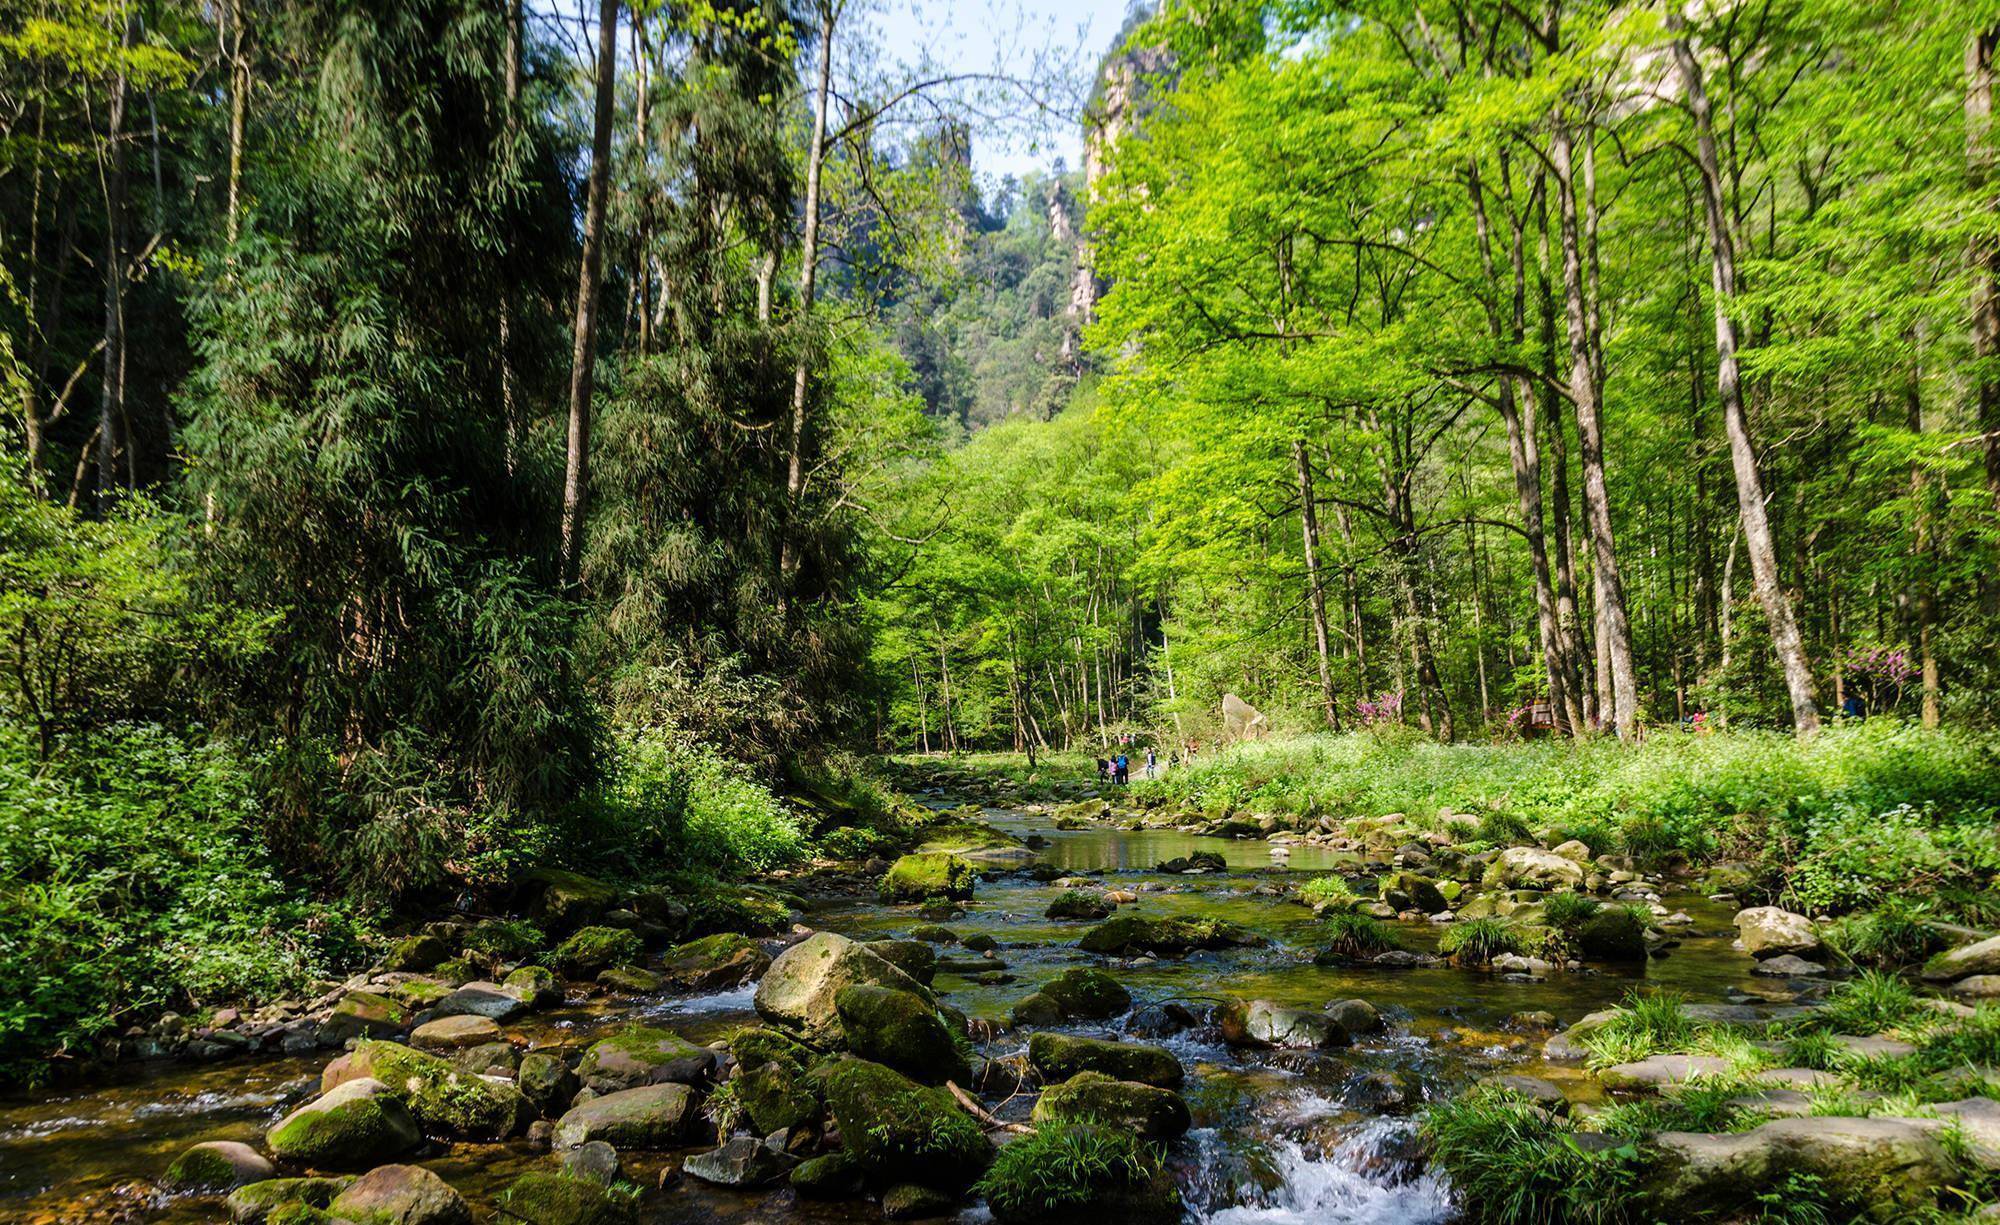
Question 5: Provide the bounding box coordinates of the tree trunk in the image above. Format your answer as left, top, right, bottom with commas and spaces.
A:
1551, 116, 1639, 738
1971, 25, 2000, 515
1907, 377, 1942, 728
1670, 28, 1821, 736
225, 0, 248, 244
559, 0, 620, 589
1294, 438, 1341, 730
779, 2, 837, 596
500, 0, 522, 474
97, 11, 133, 509
1534, 186, 1590, 732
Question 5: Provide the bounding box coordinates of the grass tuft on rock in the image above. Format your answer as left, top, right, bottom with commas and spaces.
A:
974, 1121, 1177, 1224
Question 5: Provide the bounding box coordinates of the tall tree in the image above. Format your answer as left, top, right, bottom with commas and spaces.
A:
560, 0, 621, 589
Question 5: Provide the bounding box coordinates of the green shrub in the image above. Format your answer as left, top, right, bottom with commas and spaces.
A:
818, 825, 893, 859
1542, 891, 1602, 930
1803, 971, 1925, 1036
974, 1121, 1176, 1223
1477, 811, 1534, 846
1421, 1088, 1639, 1224
1315, 912, 1402, 961
1580, 990, 1706, 1068
1296, 874, 1357, 911
1440, 918, 1523, 966
579, 730, 810, 876
1820, 900, 1948, 969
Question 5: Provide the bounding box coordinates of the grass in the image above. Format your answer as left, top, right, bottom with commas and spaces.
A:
1420, 1087, 1641, 1225
1316, 912, 1403, 961
1542, 891, 1603, 929
1820, 899, 1950, 969
1440, 917, 1524, 966
1579, 990, 1708, 1068
1296, 874, 1358, 911
974, 1121, 1172, 1221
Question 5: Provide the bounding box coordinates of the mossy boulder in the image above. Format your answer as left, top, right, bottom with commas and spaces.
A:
411, 1014, 503, 1051
735, 1059, 820, 1134
862, 940, 937, 985
524, 869, 621, 935
596, 965, 664, 993
575, 1024, 715, 1092
1009, 992, 1063, 1027
384, 934, 451, 973
881, 1182, 957, 1219
908, 925, 958, 944
1076, 914, 1263, 957
878, 853, 977, 904
163, 1140, 274, 1191
728, 1025, 817, 1075
388, 979, 453, 1009
224, 1177, 350, 1224
658, 933, 772, 991
553, 927, 643, 978
319, 991, 410, 1044
816, 1057, 992, 1191
975, 1122, 1180, 1225
332, 1040, 531, 1140
1642, 1116, 1958, 1222
492, 1171, 639, 1225
834, 984, 971, 1085
430, 958, 480, 987
517, 1050, 580, 1118
1039, 967, 1130, 1020
1577, 906, 1648, 961
1377, 871, 1447, 914
551, 1083, 698, 1150
265, 1205, 336, 1225
790, 1149, 865, 1199
326, 1164, 470, 1225
753, 931, 934, 1047
1045, 891, 1113, 922
1921, 933, 2000, 983
266, 1078, 423, 1170
464, 917, 545, 961
433, 980, 530, 1022
502, 965, 564, 1010
1026, 1033, 1183, 1089
1031, 1071, 1190, 1138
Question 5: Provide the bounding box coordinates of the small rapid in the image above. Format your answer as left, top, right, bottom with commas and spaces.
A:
1191, 1115, 1453, 1225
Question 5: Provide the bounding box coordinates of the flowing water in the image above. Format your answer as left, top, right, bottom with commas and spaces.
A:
0, 800, 1774, 1224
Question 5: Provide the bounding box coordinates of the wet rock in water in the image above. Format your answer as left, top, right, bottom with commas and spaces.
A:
1032, 1070, 1190, 1138
683, 1135, 791, 1187
1039, 967, 1130, 1020
1045, 890, 1113, 921
863, 939, 938, 985
452, 1041, 518, 1077
1577, 907, 1649, 961
164, 1140, 275, 1191
1476, 1074, 1569, 1114
936, 953, 1008, 975
1751, 953, 1828, 977
1504, 1010, 1558, 1032
331, 1040, 531, 1140
1597, 1054, 1737, 1092
907, 924, 958, 944
553, 927, 643, 978
961, 933, 999, 953
1154, 850, 1228, 874
1922, 933, 2000, 983
595, 965, 664, 993
835, 983, 970, 1086
1732, 906, 1822, 959
328, 1164, 470, 1225
412, 1014, 502, 1051
656, 933, 772, 992
576, 1025, 715, 1093
1643, 1116, 1958, 1222
224, 1177, 351, 1224
1009, 991, 1063, 1027
1377, 871, 1447, 914
1076, 914, 1263, 957
878, 852, 977, 903
790, 1149, 865, 1199
518, 1051, 580, 1118
881, 1182, 957, 1220
384, 934, 451, 974
1027, 1032, 1183, 1089
1340, 1070, 1409, 1111
817, 1057, 992, 1192
734, 1059, 820, 1134
432, 980, 529, 1023
1223, 999, 1350, 1050
1485, 847, 1585, 890
1127, 1001, 1200, 1038
267, 1078, 423, 1169
553, 1084, 698, 1150
1323, 998, 1381, 1035
502, 966, 564, 1010
754, 931, 934, 1048
559, 1140, 621, 1186
493, 1171, 639, 1225
319, 991, 410, 1044
1365, 949, 1440, 969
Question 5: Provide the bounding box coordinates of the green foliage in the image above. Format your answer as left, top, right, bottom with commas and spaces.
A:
973, 1121, 1172, 1222
1316, 912, 1401, 961
578, 730, 810, 877
0, 722, 365, 1083
1296, 874, 1357, 911
1439, 918, 1523, 966
1579, 991, 1707, 1069
1477, 812, 1535, 847
1421, 1088, 1640, 1225
1801, 971, 1926, 1037
1541, 892, 1602, 930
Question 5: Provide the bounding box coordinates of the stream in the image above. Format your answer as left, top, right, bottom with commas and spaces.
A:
0, 800, 1778, 1224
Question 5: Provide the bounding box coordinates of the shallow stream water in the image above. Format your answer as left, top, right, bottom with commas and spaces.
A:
0, 801, 1775, 1224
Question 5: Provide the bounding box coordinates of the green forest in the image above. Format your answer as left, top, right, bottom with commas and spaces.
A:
5, 0, 2000, 1222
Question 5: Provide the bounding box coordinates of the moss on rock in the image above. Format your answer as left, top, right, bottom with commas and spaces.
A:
816, 1057, 991, 1191
553, 927, 643, 977
493, 1171, 639, 1225
575, 1024, 714, 1092
1031, 1071, 1191, 1138
1039, 968, 1130, 1020
974, 1122, 1179, 1224
834, 984, 970, 1085
878, 853, 976, 904
266, 1078, 423, 1170
1026, 1033, 1183, 1089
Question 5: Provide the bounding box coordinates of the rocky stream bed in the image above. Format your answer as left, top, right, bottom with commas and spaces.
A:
4, 785, 1997, 1224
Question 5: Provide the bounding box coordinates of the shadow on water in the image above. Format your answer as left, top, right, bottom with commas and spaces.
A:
0, 801, 1771, 1224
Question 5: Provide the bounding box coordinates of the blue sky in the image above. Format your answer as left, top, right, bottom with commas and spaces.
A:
871, 0, 1139, 182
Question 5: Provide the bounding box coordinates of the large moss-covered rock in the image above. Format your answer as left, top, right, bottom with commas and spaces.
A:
575, 1024, 715, 1093
976, 1122, 1179, 1225
1076, 914, 1263, 957
754, 931, 934, 1047
789, 1150, 865, 1200
1922, 933, 2000, 983
523, 869, 621, 935
164, 1140, 274, 1191
595, 965, 663, 993
492, 1171, 638, 1225
411, 1015, 503, 1051
502, 966, 563, 1010
552, 927, 643, 978
326, 1164, 470, 1225
517, 1051, 579, 1118
1221, 999, 1349, 1050
1026, 1033, 1183, 1089
915, 822, 1033, 868
1577, 906, 1648, 961
266, 1078, 422, 1170
552, 1084, 697, 1150
658, 933, 772, 992
1045, 891, 1113, 921
816, 1057, 992, 1191
1643, 1116, 1958, 1222
834, 984, 970, 1086
384, 934, 450, 973
862, 940, 937, 985
1377, 871, 1447, 914
683, 1135, 791, 1188
878, 853, 976, 904
1733, 907, 1822, 959
728, 1026, 817, 1074
735, 1059, 820, 1134
432, 981, 529, 1023
1038, 967, 1129, 1020
1483, 847, 1584, 890
319, 991, 410, 1044
1031, 1071, 1190, 1138
224, 1177, 349, 1224
331, 1040, 530, 1140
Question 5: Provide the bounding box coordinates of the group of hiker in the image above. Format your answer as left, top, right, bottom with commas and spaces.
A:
1096, 733, 1199, 784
